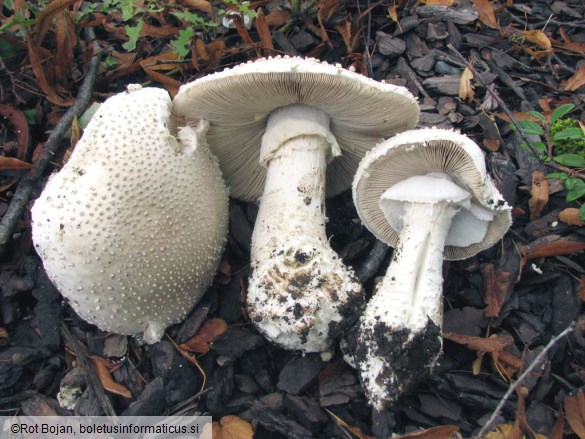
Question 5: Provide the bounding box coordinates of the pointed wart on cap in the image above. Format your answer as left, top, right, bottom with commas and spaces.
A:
32, 85, 229, 344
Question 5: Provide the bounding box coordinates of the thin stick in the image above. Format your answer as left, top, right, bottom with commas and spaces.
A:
474, 322, 577, 438
447, 43, 585, 181
60, 322, 118, 418
0, 27, 103, 254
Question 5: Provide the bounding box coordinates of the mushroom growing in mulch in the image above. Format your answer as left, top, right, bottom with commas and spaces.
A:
31, 85, 229, 344
170, 56, 420, 354
345, 128, 512, 410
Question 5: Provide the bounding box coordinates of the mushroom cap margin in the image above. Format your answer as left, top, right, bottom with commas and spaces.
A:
352, 128, 512, 261
170, 56, 420, 201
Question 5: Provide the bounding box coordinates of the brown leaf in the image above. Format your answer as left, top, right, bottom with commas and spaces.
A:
564, 66, 585, 92
481, 263, 511, 318
26, 31, 74, 106
472, 0, 499, 29
180, 318, 228, 354
90, 357, 132, 399
264, 10, 291, 27
521, 236, 585, 262
219, 415, 254, 439
0, 156, 33, 171
564, 390, 585, 439
395, 425, 459, 439
33, 0, 79, 45
558, 27, 585, 56
140, 53, 182, 96
388, 5, 399, 26
528, 171, 549, 220
0, 104, 29, 158
483, 138, 501, 152
217, 259, 232, 285
459, 66, 475, 101
325, 408, 375, 439
255, 8, 274, 53
578, 276, 585, 302
54, 11, 75, 87
317, 0, 344, 44
444, 332, 514, 353
522, 30, 552, 50
559, 208, 585, 227
0, 327, 9, 347
181, 0, 212, 13
200, 421, 221, 439
550, 408, 565, 439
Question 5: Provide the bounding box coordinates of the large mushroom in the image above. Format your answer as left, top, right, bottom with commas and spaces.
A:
31, 85, 229, 344
171, 57, 419, 353
346, 128, 512, 410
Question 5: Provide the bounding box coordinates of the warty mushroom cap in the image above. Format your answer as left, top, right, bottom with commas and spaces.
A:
353, 128, 512, 260
170, 56, 420, 201
31, 85, 229, 344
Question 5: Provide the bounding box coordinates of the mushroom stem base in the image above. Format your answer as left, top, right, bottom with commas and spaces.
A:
248, 109, 363, 353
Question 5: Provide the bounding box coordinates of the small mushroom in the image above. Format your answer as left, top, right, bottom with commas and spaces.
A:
346, 128, 511, 410
31, 85, 229, 344
171, 57, 419, 353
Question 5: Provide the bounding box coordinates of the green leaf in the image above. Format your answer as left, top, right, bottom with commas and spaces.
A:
122, 19, 143, 52
579, 204, 585, 222
120, 0, 136, 21
554, 154, 585, 168
170, 28, 194, 57
519, 120, 544, 135
550, 103, 575, 125
527, 111, 546, 122
534, 141, 547, 152
547, 172, 569, 179
553, 127, 585, 141
567, 180, 585, 202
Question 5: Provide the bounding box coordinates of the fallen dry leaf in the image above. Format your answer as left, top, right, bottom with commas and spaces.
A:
90, 357, 132, 399
578, 276, 585, 302
444, 332, 514, 353
264, 9, 291, 27
0, 327, 8, 347
395, 425, 459, 438
481, 262, 511, 318
0, 104, 29, 158
564, 390, 585, 439
520, 236, 585, 263
528, 171, 549, 220
564, 66, 585, 92
472, 0, 499, 29
551, 408, 565, 439
0, 156, 33, 171
139, 53, 182, 96
484, 423, 548, 439
483, 138, 501, 152
180, 318, 228, 354
559, 208, 585, 227
558, 27, 585, 56
317, 0, 344, 44
458, 66, 475, 101
181, 0, 212, 13
218, 415, 254, 439
255, 8, 274, 53
522, 30, 552, 50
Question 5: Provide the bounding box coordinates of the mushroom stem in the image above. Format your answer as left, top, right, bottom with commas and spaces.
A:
371, 201, 457, 333
354, 174, 470, 410
247, 104, 363, 353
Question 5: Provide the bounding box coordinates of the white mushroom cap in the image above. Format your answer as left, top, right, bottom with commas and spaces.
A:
170, 56, 420, 201
353, 128, 512, 260
31, 85, 229, 344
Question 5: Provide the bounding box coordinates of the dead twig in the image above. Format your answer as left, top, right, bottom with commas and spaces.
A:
356, 239, 389, 283
474, 322, 577, 438
447, 43, 585, 181
0, 26, 103, 255
60, 322, 118, 418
